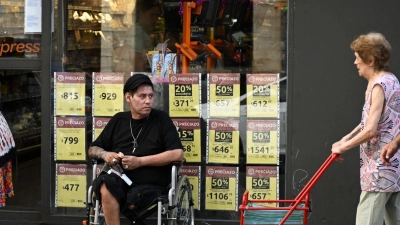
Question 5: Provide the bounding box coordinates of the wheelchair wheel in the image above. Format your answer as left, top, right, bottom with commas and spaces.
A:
169, 175, 194, 225
88, 192, 106, 225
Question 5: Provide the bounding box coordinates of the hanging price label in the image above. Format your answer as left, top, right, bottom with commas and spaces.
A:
246, 120, 279, 164
93, 117, 111, 141
208, 73, 240, 118
55, 72, 86, 116
172, 119, 201, 163
169, 74, 201, 117
205, 166, 238, 211
180, 165, 201, 210
55, 164, 86, 208
246, 166, 278, 207
93, 73, 124, 116
246, 74, 279, 118
55, 117, 86, 161
207, 119, 239, 164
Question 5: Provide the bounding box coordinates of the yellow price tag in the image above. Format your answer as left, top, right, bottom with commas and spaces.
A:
205, 166, 238, 211
169, 74, 201, 117
93, 73, 124, 116
93, 117, 111, 141
56, 164, 86, 208
173, 119, 201, 163
55, 72, 86, 116
208, 73, 240, 118
246, 74, 279, 118
246, 166, 278, 207
246, 120, 279, 164
207, 119, 239, 164
180, 166, 201, 210
55, 117, 86, 161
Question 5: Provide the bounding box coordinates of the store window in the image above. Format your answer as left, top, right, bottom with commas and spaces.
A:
51, 0, 287, 223
0, 0, 41, 58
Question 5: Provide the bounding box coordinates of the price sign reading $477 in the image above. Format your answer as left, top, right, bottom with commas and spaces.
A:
56, 164, 86, 208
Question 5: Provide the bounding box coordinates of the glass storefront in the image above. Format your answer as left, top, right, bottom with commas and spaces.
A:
1, 0, 288, 223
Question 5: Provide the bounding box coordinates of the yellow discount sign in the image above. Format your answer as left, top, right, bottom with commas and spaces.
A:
169, 74, 201, 117
208, 73, 240, 118
56, 164, 86, 208
180, 165, 201, 210
93, 117, 111, 141
55, 117, 86, 161
246, 166, 278, 207
246, 120, 279, 164
55, 72, 86, 116
93, 72, 124, 116
246, 74, 279, 118
172, 119, 201, 163
205, 166, 238, 211
207, 119, 239, 164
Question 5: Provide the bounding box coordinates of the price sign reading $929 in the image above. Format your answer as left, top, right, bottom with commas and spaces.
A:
93, 73, 124, 116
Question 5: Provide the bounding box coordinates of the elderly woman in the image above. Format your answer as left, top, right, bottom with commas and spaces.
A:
331, 32, 400, 225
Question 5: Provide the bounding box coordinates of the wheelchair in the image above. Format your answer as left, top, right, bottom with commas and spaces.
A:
83, 160, 194, 225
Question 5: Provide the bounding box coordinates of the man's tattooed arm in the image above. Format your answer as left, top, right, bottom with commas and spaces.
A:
88, 146, 108, 160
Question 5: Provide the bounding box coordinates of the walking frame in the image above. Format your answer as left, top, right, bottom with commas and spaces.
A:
239, 153, 340, 225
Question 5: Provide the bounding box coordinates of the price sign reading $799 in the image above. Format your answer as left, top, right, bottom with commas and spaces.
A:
56, 164, 86, 208
93, 73, 124, 116
246, 74, 279, 118
205, 166, 238, 211
55, 117, 86, 161
55, 72, 86, 116
169, 74, 201, 118
208, 73, 240, 118
207, 119, 240, 164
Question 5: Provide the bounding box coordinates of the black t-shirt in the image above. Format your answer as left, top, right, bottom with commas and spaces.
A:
92, 109, 183, 186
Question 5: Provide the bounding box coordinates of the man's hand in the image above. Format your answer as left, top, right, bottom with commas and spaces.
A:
122, 155, 142, 170
380, 141, 399, 166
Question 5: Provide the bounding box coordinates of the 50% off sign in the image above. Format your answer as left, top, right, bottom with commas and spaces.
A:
208, 73, 240, 118
205, 166, 238, 211
207, 119, 239, 164
246, 166, 278, 207
246, 120, 279, 164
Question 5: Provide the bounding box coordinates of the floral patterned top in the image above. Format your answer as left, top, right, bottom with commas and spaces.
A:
360, 73, 400, 192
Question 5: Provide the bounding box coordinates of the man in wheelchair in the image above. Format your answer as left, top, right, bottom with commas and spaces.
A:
88, 74, 185, 225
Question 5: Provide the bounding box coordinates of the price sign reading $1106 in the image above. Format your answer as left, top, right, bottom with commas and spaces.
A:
55, 117, 86, 161
55, 72, 86, 116
208, 73, 240, 118
169, 74, 200, 117
246, 120, 279, 164
205, 166, 238, 211
246, 74, 279, 118
207, 119, 240, 164
93, 73, 124, 116
173, 119, 201, 163
246, 166, 278, 207
56, 164, 86, 208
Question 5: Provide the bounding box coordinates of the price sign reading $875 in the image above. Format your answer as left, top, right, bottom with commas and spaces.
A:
207, 119, 240, 164
55, 72, 86, 116
169, 74, 201, 118
55, 117, 86, 161
205, 166, 238, 211
93, 73, 124, 116
56, 164, 86, 208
